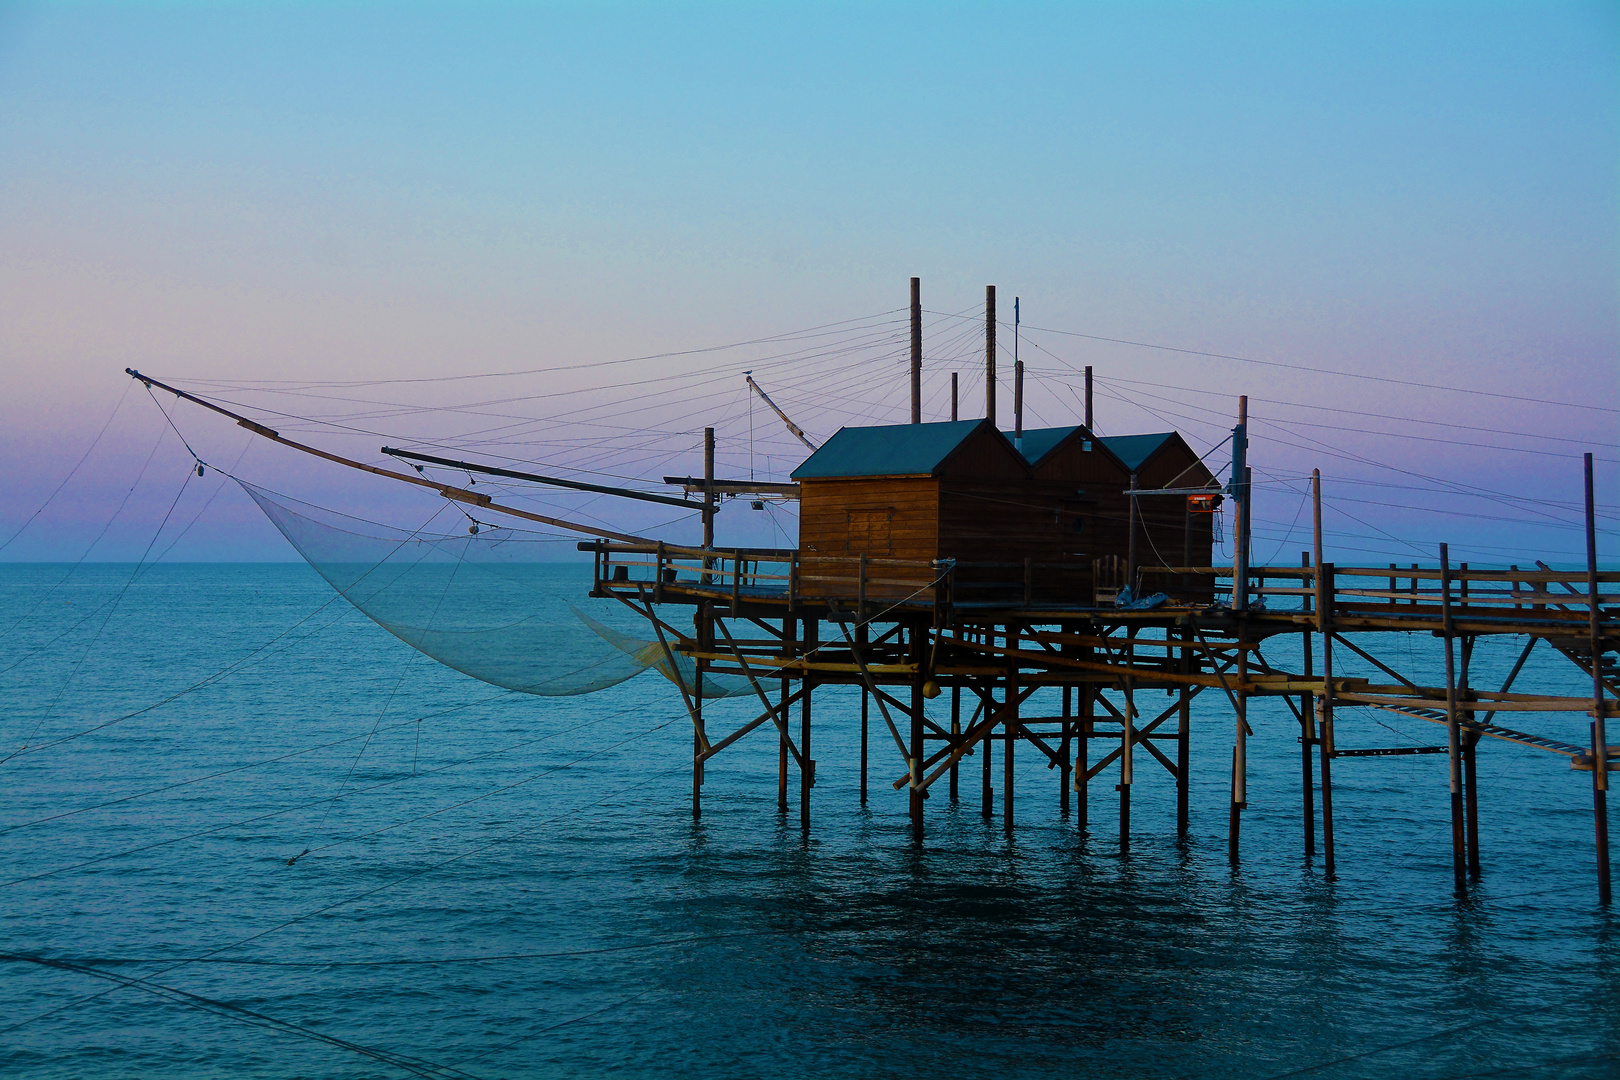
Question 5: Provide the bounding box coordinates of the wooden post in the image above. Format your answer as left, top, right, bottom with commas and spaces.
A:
1060, 683, 1072, 815
779, 616, 792, 812
1585, 452, 1611, 904
1177, 630, 1191, 837
1084, 365, 1093, 429
983, 645, 995, 819
1464, 726, 1481, 876
911, 622, 925, 843
1121, 676, 1134, 852
910, 277, 922, 424
1229, 634, 1247, 865
694, 604, 708, 820
950, 372, 959, 422
1004, 625, 1017, 836
1079, 682, 1093, 831
1441, 543, 1466, 896
950, 681, 961, 802
985, 285, 997, 426
1313, 470, 1337, 879
801, 617, 816, 834
859, 620, 869, 807
1301, 550, 1316, 859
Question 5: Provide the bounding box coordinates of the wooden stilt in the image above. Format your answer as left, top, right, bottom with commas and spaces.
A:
801, 616, 816, 834
779, 616, 791, 813
694, 604, 707, 821
1004, 629, 1017, 836
1229, 627, 1248, 865
1313, 472, 1337, 880
1464, 731, 1480, 875
1584, 454, 1611, 905
1177, 632, 1191, 838
950, 682, 961, 802
1121, 677, 1134, 852
1079, 683, 1092, 831
859, 621, 869, 807
1441, 544, 1467, 896
1060, 683, 1072, 815
910, 621, 925, 843
1301, 551, 1316, 859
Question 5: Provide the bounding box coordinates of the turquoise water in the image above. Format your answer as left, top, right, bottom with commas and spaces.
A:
1, 563, 1615, 1078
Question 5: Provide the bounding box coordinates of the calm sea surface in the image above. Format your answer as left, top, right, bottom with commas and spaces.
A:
1, 563, 1615, 1078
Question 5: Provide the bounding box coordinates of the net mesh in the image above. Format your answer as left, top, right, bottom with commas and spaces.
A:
242, 482, 749, 699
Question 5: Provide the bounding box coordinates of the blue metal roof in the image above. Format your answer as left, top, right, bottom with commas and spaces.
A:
1101, 432, 1177, 472
1014, 425, 1081, 466
790, 419, 990, 479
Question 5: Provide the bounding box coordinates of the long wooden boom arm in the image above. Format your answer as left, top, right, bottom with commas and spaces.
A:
125, 368, 651, 544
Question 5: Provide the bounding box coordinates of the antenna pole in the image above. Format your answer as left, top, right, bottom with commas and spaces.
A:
1084, 365, 1094, 429
703, 427, 716, 551
985, 285, 996, 425
1232, 395, 1250, 610
951, 372, 958, 422
910, 277, 922, 424
1013, 297, 1022, 446
1014, 361, 1024, 446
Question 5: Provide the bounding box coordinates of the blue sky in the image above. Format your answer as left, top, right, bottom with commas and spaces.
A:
0, 2, 1614, 562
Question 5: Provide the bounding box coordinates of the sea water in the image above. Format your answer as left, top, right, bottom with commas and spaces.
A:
0, 563, 1615, 1078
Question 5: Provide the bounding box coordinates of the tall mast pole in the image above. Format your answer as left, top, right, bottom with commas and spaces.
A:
951, 372, 959, 422
1013, 296, 1023, 448
910, 277, 922, 424
1084, 365, 1094, 430
985, 285, 997, 426
1232, 396, 1249, 610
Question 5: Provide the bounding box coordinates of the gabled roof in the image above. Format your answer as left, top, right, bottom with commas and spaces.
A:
1101, 432, 1178, 472
791, 419, 997, 479
1014, 425, 1081, 466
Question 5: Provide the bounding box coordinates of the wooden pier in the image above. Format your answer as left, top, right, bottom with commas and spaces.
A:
584, 458, 1617, 900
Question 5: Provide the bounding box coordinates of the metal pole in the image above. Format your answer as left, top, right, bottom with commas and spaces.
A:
1014, 361, 1024, 448
1586, 453, 1611, 904
910, 277, 922, 424
1084, 365, 1093, 429
1442, 543, 1466, 896
985, 285, 997, 426
951, 372, 959, 422
1127, 472, 1139, 594
702, 428, 716, 586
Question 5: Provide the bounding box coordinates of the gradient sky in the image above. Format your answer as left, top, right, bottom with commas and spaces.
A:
0, 1, 1614, 563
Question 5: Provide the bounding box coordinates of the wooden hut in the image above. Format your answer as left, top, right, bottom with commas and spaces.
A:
789, 419, 1221, 607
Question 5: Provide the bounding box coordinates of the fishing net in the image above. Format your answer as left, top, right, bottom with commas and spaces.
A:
242, 482, 749, 699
